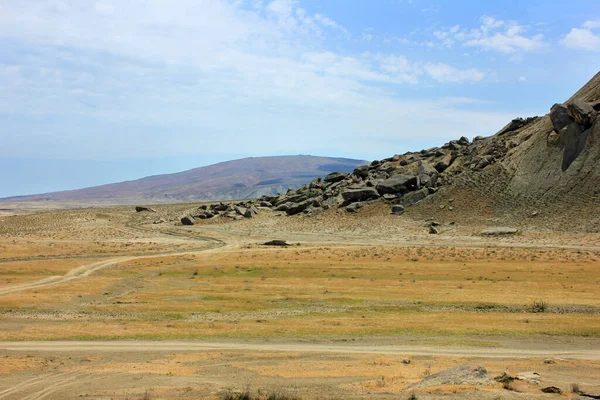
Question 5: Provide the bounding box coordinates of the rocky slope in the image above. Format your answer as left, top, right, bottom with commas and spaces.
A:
186, 72, 600, 232
1, 155, 366, 206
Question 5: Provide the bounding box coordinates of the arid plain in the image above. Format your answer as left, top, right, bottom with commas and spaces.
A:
1, 203, 599, 399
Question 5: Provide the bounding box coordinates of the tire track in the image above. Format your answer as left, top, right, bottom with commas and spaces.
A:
0, 373, 62, 399
0, 227, 233, 296
20, 373, 106, 400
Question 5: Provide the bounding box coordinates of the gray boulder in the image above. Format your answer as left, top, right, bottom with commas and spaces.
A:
434, 154, 454, 173
409, 364, 491, 389
568, 100, 596, 128
323, 171, 349, 183
391, 204, 405, 215
341, 188, 380, 202
481, 227, 518, 236
550, 103, 573, 132
286, 200, 312, 215
135, 206, 156, 213
346, 202, 362, 213
375, 174, 418, 195
352, 165, 369, 179
181, 216, 195, 226
402, 187, 429, 206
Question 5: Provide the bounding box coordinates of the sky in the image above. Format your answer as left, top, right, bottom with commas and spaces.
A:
1, 0, 599, 197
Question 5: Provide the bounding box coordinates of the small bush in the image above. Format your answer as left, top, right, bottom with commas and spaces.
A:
571, 383, 580, 393
221, 389, 300, 400
530, 300, 548, 313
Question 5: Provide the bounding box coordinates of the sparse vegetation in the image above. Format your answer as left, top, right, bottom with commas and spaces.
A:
530, 300, 548, 313
222, 388, 300, 400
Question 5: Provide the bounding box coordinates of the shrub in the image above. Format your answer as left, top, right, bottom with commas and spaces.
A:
530, 300, 548, 313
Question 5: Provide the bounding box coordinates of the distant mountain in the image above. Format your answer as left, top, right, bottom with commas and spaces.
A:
1, 155, 368, 205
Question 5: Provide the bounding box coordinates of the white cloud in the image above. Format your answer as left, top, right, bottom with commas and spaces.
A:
562, 21, 600, 51
424, 63, 485, 83
519, 76, 527, 82
432, 15, 545, 54
314, 13, 348, 35
0, 0, 506, 161
583, 20, 600, 29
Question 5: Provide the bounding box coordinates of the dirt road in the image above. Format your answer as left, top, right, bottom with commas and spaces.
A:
0, 230, 236, 296
2, 340, 599, 360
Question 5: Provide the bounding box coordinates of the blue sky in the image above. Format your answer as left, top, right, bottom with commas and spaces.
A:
1, 0, 599, 197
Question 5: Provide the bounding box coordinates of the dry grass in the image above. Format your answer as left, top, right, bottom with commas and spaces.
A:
1, 206, 600, 340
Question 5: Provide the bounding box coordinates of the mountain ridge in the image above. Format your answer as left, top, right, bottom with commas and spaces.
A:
1, 155, 368, 205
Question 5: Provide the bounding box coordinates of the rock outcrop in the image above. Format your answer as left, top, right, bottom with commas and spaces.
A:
178, 72, 600, 231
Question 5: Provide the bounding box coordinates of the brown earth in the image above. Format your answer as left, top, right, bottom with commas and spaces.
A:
1, 203, 600, 399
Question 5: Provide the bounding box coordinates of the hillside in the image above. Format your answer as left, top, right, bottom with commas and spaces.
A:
203, 72, 600, 233
0, 155, 367, 206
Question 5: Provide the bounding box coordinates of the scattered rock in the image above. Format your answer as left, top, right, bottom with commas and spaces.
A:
352, 165, 369, 179
542, 359, 555, 364
541, 386, 562, 394
516, 371, 541, 385
401, 359, 411, 365
263, 240, 290, 246
375, 174, 418, 195
341, 188, 380, 203
135, 206, 156, 212
402, 187, 429, 206
286, 200, 312, 216
323, 171, 349, 183
481, 227, 518, 236
429, 225, 439, 234
408, 364, 492, 389
346, 202, 363, 213
181, 216, 195, 226
391, 205, 405, 215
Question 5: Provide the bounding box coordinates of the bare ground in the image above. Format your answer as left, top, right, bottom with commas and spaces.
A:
1, 203, 599, 399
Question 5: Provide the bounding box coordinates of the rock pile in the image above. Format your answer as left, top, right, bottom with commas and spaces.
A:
180, 200, 261, 225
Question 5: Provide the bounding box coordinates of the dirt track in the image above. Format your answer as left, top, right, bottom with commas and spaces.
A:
2, 340, 600, 360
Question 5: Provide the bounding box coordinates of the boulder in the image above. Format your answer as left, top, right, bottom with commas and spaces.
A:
375, 174, 418, 195
541, 386, 562, 394
457, 136, 470, 145
481, 227, 518, 236
181, 216, 195, 226
353, 165, 369, 179
346, 202, 362, 213
286, 200, 312, 215
418, 161, 438, 188
212, 203, 229, 212
550, 103, 573, 133
434, 154, 454, 173
341, 188, 380, 202
568, 100, 596, 128
135, 206, 156, 212
429, 225, 439, 234
274, 203, 289, 212
323, 171, 349, 183
264, 240, 290, 246
496, 118, 525, 135
391, 204, 405, 214
408, 364, 491, 389
402, 187, 430, 206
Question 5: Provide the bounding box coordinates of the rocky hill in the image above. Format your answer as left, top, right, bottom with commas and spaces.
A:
186, 72, 600, 232
0, 155, 367, 206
